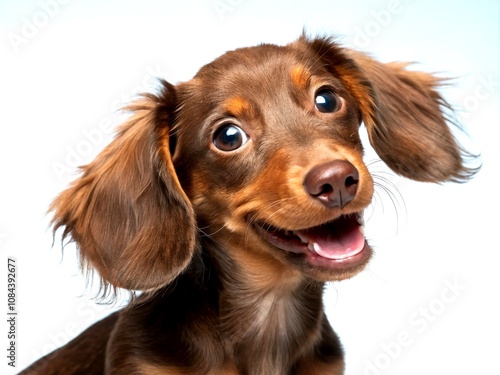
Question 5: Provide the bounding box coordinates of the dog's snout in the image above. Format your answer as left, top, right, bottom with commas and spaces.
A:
304, 160, 359, 208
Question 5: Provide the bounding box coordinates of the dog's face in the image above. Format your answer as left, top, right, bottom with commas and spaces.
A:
50, 36, 474, 291
174, 42, 374, 281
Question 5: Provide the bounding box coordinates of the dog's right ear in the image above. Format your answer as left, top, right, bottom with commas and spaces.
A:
50, 80, 196, 292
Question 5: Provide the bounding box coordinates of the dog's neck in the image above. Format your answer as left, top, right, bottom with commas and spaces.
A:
206, 240, 326, 373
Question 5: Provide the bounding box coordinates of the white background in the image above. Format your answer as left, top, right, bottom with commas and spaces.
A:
1, 0, 499, 374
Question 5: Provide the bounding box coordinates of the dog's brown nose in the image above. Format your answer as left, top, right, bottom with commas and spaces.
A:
304, 160, 359, 208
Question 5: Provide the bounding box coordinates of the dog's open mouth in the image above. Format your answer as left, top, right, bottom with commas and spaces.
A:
253, 214, 369, 267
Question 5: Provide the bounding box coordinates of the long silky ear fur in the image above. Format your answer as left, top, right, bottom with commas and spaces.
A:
50, 80, 196, 293
349, 52, 478, 182
302, 35, 478, 183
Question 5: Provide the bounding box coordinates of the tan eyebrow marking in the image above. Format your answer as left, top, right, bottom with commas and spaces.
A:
290, 65, 310, 89
224, 96, 251, 117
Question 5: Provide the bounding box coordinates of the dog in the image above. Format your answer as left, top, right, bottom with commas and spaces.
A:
21, 34, 475, 375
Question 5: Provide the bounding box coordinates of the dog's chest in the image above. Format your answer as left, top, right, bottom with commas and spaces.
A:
221, 290, 320, 375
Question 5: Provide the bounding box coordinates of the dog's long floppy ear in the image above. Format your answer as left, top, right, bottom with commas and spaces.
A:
304, 36, 477, 183
50, 80, 196, 292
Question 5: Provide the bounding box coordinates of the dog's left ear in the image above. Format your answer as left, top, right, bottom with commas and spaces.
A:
303, 36, 477, 183
50, 81, 197, 292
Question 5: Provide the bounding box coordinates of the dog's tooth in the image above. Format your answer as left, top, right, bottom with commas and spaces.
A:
307, 242, 316, 252
295, 232, 309, 244
358, 226, 365, 236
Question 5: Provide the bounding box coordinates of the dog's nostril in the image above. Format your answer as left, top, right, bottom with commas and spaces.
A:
317, 183, 334, 197
304, 160, 360, 209
345, 175, 359, 188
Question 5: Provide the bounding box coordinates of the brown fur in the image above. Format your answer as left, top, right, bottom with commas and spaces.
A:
21, 35, 476, 375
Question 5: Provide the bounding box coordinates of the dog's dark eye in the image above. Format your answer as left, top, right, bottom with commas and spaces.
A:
213, 124, 249, 151
314, 89, 341, 113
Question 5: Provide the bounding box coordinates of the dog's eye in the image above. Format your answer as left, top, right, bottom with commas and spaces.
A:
213, 124, 249, 151
314, 89, 341, 113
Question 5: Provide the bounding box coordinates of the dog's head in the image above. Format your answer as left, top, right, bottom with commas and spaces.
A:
51, 36, 476, 291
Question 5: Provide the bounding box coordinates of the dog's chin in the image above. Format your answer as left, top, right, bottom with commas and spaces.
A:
252, 213, 372, 281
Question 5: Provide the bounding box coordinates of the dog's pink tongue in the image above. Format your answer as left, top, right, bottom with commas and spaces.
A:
296, 222, 365, 260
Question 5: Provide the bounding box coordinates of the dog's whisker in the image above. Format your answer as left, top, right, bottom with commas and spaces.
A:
242, 197, 296, 254
197, 223, 226, 238
370, 174, 408, 234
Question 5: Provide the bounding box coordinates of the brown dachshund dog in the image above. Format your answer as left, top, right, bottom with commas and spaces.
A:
21, 35, 475, 374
